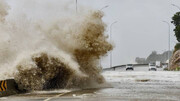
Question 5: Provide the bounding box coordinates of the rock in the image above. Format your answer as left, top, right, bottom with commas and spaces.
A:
170, 50, 180, 70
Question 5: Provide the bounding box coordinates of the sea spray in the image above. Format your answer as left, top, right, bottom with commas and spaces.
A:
0, 0, 113, 90
15, 51, 81, 90
0, 0, 9, 22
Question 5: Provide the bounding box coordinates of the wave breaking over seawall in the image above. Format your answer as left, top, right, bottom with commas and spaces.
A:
0, 0, 113, 91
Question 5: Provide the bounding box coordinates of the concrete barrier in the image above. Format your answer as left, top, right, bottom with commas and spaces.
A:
0, 79, 21, 97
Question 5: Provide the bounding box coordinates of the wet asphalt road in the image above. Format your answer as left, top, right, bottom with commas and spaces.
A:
1, 66, 180, 101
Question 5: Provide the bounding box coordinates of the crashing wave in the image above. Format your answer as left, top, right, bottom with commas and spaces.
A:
0, 0, 113, 91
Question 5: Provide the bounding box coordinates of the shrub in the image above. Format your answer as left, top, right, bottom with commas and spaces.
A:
163, 67, 169, 71
175, 67, 180, 71
174, 43, 180, 53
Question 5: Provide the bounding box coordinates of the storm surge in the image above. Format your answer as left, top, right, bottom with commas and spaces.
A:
0, 0, 112, 91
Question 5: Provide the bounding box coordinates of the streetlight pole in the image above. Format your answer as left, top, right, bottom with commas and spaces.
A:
99, 5, 109, 69
172, 4, 180, 10
76, 0, 78, 13
110, 21, 118, 69
163, 21, 170, 69
100, 5, 109, 11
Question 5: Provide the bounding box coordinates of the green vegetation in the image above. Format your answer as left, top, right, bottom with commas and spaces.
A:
175, 67, 180, 71
172, 12, 180, 42
174, 43, 180, 53
171, 12, 180, 71
163, 67, 169, 71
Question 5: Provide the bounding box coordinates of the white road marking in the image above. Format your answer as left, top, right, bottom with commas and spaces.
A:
44, 92, 69, 101
0, 97, 7, 100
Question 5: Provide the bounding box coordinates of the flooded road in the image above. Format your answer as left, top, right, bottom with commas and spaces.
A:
1, 70, 180, 101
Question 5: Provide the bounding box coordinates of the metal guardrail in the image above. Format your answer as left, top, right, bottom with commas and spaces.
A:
103, 64, 148, 71
103, 63, 167, 71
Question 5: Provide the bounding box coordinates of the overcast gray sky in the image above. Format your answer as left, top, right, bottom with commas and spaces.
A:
6, 0, 180, 68
80, 0, 180, 67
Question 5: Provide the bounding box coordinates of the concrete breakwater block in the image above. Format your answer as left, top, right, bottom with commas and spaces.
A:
0, 79, 21, 97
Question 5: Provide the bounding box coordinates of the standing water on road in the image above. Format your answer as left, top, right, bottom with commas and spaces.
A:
2, 71, 180, 101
